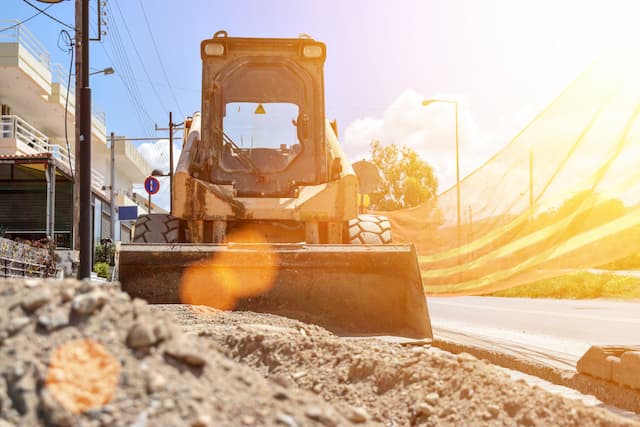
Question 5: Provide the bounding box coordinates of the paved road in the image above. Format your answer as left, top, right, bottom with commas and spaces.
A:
428, 297, 640, 370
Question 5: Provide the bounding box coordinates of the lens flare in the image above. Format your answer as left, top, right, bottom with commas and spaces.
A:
179, 228, 280, 309
45, 339, 120, 413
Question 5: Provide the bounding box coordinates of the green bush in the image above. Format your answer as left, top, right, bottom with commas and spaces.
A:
94, 242, 116, 266
94, 261, 110, 279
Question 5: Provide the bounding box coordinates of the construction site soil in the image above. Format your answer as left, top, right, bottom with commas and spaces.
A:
0, 278, 638, 426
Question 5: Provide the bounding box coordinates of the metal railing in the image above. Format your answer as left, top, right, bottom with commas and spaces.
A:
1, 115, 106, 191
0, 20, 50, 70
0, 20, 106, 129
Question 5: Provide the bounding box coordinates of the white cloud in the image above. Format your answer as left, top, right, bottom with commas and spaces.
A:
136, 139, 181, 211
342, 90, 510, 193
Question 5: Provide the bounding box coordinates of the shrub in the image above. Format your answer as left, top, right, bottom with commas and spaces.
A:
94, 261, 110, 279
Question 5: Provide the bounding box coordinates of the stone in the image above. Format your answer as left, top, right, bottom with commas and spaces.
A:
487, 404, 500, 418
146, 373, 167, 393
37, 309, 70, 331
127, 322, 160, 349
425, 392, 439, 406
241, 415, 256, 425
8, 316, 31, 333
416, 402, 434, 417
304, 406, 337, 427
275, 413, 299, 427
270, 373, 292, 388
21, 289, 51, 312
460, 387, 474, 399
190, 414, 211, 427
72, 290, 108, 315
345, 406, 368, 423
164, 340, 207, 367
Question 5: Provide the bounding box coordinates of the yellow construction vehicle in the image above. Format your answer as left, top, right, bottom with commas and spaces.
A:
117, 31, 432, 340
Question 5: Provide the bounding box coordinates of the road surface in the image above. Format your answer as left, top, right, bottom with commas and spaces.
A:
428, 296, 640, 370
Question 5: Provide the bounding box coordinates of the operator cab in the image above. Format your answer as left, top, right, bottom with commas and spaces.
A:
201, 31, 327, 197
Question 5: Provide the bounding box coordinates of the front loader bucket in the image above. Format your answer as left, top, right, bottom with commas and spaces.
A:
117, 243, 432, 340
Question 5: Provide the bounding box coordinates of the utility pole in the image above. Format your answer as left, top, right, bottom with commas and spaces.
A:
73, 0, 81, 252
110, 132, 116, 240
78, 0, 92, 279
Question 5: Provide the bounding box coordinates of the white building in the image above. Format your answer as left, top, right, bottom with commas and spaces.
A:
0, 20, 160, 264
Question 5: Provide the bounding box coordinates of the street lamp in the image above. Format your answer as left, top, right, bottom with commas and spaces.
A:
89, 67, 115, 76
422, 98, 461, 229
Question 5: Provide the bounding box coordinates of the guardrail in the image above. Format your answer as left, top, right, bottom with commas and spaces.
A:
1, 115, 106, 191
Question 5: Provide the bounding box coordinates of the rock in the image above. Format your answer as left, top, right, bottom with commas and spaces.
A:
270, 373, 292, 388
275, 413, 299, 427
503, 400, 522, 417
425, 392, 439, 406
8, 316, 31, 333
460, 386, 474, 399
21, 289, 51, 312
37, 309, 69, 331
345, 406, 368, 423
72, 290, 108, 314
487, 404, 500, 418
241, 415, 256, 425
164, 340, 207, 367
127, 322, 160, 349
146, 373, 167, 394
190, 414, 212, 427
416, 402, 434, 417
304, 406, 337, 427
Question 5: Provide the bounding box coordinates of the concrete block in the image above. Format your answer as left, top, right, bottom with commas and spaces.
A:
577, 346, 625, 380
613, 351, 640, 389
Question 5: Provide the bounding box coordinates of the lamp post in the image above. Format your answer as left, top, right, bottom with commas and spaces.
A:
90, 67, 115, 76
422, 99, 461, 228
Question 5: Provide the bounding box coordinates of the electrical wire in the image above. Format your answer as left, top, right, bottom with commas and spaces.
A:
102, 1, 154, 135
137, 0, 185, 117
20, 0, 74, 31
57, 29, 75, 180
0, 5, 53, 33
112, 0, 169, 116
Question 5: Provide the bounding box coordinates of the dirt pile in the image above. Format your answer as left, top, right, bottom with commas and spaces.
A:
1, 278, 638, 426
164, 305, 640, 427
0, 278, 362, 426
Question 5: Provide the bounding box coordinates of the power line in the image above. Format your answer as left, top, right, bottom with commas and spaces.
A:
20, 0, 74, 31
102, 1, 155, 135
112, 0, 169, 116
137, 0, 185, 117
0, 5, 53, 33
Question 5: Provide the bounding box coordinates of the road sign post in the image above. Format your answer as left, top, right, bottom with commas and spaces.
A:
144, 176, 160, 214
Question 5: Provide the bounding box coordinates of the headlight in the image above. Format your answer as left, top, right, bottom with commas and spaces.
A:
302, 44, 323, 58
204, 43, 225, 56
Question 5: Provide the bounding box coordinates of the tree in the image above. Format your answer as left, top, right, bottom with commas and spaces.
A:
369, 140, 438, 210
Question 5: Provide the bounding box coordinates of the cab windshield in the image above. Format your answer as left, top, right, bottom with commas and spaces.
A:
220, 102, 302, 173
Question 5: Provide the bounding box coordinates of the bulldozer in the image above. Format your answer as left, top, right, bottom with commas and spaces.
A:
117, 31, 432, 340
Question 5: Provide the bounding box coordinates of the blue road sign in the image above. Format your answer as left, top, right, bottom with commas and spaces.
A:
118, 206, 138, 221
144, 176, 160, 195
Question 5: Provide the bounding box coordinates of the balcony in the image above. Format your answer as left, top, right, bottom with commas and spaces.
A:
0, 114, 107, 197
0, 20, 106, 144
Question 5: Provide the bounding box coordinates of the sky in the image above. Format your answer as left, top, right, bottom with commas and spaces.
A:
3, 0, 640, 209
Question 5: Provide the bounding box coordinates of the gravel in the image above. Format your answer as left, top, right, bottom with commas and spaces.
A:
0, 278, 638, 426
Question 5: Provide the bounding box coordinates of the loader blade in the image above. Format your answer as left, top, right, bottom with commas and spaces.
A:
117, 243, 432, 340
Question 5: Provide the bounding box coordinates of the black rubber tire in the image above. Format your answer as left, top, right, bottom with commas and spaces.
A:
348, 214, 392, 244
133, 214, 182, 243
